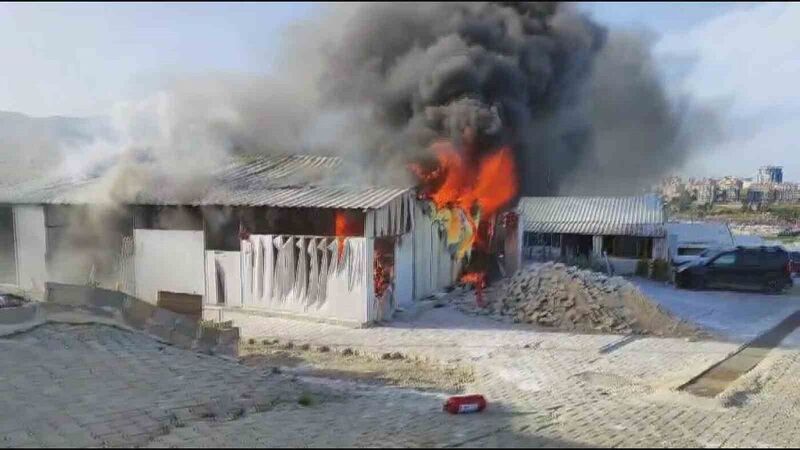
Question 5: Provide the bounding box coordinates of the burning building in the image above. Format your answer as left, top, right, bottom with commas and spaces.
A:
0, 154, 469, 326
0, 2, 698, 321
518, 194, 667, 274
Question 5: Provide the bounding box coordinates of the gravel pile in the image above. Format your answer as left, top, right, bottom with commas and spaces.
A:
462, 262, 700, 337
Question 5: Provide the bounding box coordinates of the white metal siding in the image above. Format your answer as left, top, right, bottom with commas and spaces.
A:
134, 229, 205, 305
394, 233, 413, 307
236, 235, 369, 324
365, 238, 375, 323
13, 206, 47, 293
413, 203, 458, 299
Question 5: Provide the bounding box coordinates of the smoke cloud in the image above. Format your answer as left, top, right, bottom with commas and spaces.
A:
2, 2, 714, 199
308, 2, 712, 195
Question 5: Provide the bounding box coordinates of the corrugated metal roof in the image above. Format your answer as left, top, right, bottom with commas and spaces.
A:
518, 195, 665, 237
0, 154, 412, 210
0, 176, 98, 205
198, 185, 410, 209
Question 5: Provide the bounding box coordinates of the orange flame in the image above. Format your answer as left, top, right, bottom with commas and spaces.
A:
460, 272, 486, 286
412, 137, 518, 308
419, 140, 518, 217
411, 139, 518, 253
334, 210, 364, 262
460, 271, 487, 307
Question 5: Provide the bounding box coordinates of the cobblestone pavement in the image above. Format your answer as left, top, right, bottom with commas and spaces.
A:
3, 307, 800, 447
225, 306, 800, 447
0, 322, 575, 448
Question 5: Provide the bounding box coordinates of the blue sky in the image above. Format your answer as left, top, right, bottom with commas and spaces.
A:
1, 2, 797, 180
579, 2, 760, 33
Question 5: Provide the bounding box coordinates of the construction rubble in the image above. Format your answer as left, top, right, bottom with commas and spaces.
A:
454, 262, 701, 337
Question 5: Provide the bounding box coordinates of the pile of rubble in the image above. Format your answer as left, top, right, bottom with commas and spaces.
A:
467, 262, 699, 336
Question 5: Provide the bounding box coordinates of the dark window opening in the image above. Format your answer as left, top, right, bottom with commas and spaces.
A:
203, 206, 241, 251
602, 235, 652, 259
562, 234, 593, 257
240, 207, 364, 237
204, 206, 367, 251
335, 210, 365, 237
524, 232, 560, 247
215, 259, 226, 305
133, 206, 203, 230
374, 237, 396, 317
0, 207, 15, 284
677, 247, 707, 256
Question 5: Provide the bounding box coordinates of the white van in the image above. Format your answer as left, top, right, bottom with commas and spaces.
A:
667, 222, 736, 266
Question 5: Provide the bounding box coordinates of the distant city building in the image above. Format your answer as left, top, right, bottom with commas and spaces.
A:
717, 176, 743, 203
656, 167, 798, 208
658, 176, 685, 202
695, 180, 716, 205
757, 166, 783, 184
746, 183, 773, 205
774, 182, 800, 203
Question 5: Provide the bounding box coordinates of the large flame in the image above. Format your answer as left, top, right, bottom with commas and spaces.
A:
412, 137, 518, 307
412, 138, 518, 259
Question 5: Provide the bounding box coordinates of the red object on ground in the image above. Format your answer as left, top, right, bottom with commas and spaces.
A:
443, 394, 487, 414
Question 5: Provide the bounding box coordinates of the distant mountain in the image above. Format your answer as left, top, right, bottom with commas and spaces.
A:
0, 111, 110, 184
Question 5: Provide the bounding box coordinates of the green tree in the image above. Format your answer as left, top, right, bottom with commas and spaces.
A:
669, 190, 693, 213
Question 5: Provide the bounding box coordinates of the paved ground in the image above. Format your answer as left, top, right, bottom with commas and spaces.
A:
4, 299, 800, 447
633, 278, 800, 345
216, 306, 800, 447
0, 321, 576, 448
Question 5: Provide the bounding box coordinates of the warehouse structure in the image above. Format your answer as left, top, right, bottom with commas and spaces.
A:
518, 195, 667, 274
0, 155, 460, 326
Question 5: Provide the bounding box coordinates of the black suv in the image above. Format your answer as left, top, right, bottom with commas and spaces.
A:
675, 246, 793, 293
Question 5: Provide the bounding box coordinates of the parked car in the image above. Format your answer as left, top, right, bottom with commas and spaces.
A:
675, 246, 793, 293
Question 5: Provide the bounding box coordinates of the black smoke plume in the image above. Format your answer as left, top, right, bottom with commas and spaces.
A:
312, 2, 705, 195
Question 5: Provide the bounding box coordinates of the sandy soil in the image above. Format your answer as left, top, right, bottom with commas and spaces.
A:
239, 340, 475, 393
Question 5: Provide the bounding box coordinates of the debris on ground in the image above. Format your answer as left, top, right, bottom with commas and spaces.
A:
240, 342, 474, 393
454, 262, 702, 337
0, 293, 27, 309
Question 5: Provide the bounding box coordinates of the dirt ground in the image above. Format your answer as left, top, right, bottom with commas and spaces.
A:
239, 339, 475, 393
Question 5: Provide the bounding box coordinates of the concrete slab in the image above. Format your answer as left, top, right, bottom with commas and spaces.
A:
632, 278, 800, 345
